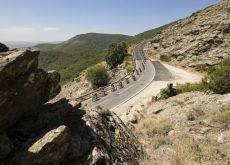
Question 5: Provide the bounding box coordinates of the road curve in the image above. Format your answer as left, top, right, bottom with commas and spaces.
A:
86, 42, 156, 110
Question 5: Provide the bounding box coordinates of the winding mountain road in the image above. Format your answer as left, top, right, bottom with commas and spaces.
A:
85, 42, 173, 110
84, 42, 202, 112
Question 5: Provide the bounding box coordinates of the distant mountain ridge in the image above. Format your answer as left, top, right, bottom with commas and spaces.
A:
36, 33, 131, 83
2, 41, 62, 49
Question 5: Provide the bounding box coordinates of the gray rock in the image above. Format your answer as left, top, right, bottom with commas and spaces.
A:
19, 125, 70, 165
224, 6, 230, 12
177, 55, 184, 61
0, 49, 61, 132
0, 43, 9, 52
0, 133, 13, 159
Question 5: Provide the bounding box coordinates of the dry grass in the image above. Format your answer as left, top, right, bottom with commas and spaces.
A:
136, 118, 172, 137
173, 97, 185, 107
140, 156, 155, 165
152, 135, 171, 149
139, 135, 171, 165
171, 135, 218, 165
186, 107, 205, 121
212, 109, 230, 124
124, 54, 135, 73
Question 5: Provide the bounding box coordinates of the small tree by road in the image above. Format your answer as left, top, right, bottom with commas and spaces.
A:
106, 42, 128, 68
86, 64, 109, 89
204, 58, 230, 94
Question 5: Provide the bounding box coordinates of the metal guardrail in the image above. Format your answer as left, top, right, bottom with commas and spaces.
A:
75, 43, 147, 103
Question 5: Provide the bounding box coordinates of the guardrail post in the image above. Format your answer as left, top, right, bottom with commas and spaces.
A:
136, 69, 139, 75
118, 81, 124, 89
142, 63, 145, 70
125, 77, 130, 84
139, 67, 142, 73
132, 75, 136, 81
111, 84, 116, 92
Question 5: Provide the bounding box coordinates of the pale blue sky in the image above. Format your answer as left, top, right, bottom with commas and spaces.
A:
0, 0, 220, 41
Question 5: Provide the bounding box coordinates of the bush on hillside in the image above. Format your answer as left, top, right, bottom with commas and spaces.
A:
176, 58, 230, 95
195, 64, 214, 72
204, 58, 230, 94
176, 82, 207, 94
105, 42, 128, 68
159, 84, 177, 100
160, 55, 171, 62
86, 64, 109, 89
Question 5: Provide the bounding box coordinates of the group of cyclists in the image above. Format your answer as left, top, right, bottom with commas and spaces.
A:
92, 62, 146, 102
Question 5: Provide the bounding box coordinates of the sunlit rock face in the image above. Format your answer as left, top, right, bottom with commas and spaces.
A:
145, 0, 230, 70
0, 48, 61, 132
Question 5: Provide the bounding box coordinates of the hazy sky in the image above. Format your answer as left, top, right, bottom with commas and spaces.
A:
0, 0, 220, 42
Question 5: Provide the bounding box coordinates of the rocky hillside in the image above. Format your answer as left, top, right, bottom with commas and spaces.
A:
0, 43, 141, 165
121, 91, 230, 165
145, 0, 230, 70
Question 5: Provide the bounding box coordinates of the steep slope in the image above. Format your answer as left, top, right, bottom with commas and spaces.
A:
36, 33, 131, 83
145, 0, 230, 71
134, 92, 230, 165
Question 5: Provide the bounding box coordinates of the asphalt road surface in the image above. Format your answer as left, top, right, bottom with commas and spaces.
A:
86, 42, 172, 110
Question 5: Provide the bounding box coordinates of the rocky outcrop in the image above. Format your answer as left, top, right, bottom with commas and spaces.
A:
84, 109, 140, 164
0, 49, 61, 132
145, 0, 230, 70
0, 43, 9, 53
0, 47, 141, 164
135, 92, 230, 165
20, 125, 70, 165
1, 99, 140, 165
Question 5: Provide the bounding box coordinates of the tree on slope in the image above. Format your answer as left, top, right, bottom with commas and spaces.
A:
86, 64, 109, 89
106, 42, 128, 68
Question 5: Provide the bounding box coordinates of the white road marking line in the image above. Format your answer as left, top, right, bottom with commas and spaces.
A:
110, 60, 156, 111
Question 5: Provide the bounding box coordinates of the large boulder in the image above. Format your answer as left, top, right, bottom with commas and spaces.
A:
0, 43, 9, 52
0, 49, 61, 132
19, 125, 70, 165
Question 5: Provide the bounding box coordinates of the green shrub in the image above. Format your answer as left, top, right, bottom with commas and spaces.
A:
204, 58, 230, 94
159, 85, 177, 100
86, 64, 109, 89
195, 64, 214, 72
160, 55, 171, 62
105, 42, 128, 68
176, 82, 207, 94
